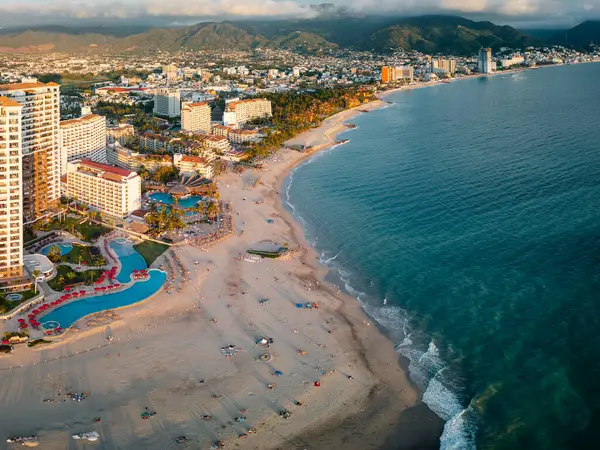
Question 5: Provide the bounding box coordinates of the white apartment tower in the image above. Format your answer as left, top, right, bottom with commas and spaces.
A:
154, 88, 181, 118
181, 101, 211, 134
222, 98, 272, 127
0, 82, 61, 222
59, 114, 107, 175
478, 48, 494, 74
0, 97, 24, 280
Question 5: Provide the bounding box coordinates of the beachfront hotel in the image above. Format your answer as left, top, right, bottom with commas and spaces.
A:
59, 114, 107, 175
154, 87, 181, 118
64, 159, 141, 218
478, 48, 494, 74
173, 154, 215, 179
0, 97, 24, 281
223, 98, 272, 127
181, 101, 211, 134
381, 66, 414, 83
0, 82, 61, 222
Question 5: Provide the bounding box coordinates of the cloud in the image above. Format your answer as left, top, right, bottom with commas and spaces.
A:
1, 0, 600, 26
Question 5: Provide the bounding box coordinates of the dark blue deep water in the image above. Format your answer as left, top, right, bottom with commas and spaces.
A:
285, 63, 600, 450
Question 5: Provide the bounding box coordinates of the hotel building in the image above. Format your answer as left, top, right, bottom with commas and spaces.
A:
64, 159, 141, 218
173, 154, 214, 179
106, 123, 135, 146
381, 66, 414, 83
478, 48, 494, 74
154, 88, 181, 118
0, 82, 61, 222
181, 101, 211, 134
0, 97, 24, 280
431, 58, 457, 75
59, 114, 107, 175
223, 98, 272, 127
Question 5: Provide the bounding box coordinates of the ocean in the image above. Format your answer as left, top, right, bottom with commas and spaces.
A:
284, 63, 600, 450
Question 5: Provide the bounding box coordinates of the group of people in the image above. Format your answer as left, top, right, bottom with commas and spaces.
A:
188, 201, 233, 248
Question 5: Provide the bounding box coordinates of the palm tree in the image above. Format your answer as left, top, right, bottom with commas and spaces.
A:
32, 269, 40, 294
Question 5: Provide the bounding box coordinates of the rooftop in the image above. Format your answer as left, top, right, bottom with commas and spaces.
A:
0, 96, 23, 108
79, 159, 135, 178
60, 114, 104, 128
0, 82, 58, 91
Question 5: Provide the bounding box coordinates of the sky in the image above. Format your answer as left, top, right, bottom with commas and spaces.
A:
0, 0, 598, 29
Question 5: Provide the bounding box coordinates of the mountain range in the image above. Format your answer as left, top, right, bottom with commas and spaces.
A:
0, 15, 595, 55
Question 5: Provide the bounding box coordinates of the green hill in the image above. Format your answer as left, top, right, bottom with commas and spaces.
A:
549, 21, 600, 49
0, 15, 540, 55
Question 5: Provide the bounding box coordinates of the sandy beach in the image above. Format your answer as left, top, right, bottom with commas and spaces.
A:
0, 99, 443, 449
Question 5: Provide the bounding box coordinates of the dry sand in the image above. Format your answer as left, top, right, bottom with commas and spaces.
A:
0, 100, 443, 449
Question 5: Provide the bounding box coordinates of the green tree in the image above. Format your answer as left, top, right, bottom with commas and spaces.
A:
32, 269, 40, 294
46, 246, 62, 264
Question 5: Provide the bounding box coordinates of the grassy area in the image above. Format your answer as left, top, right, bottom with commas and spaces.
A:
39, 216, 80, 232
247, 249, 288, 259
62, 244, 105, 266
48, 265, 103, 292
134, 240, 170, 266
0, 288, 41, 314
23, 226, 37, 244
77, 221, 110, 242
27, 339, 52, 348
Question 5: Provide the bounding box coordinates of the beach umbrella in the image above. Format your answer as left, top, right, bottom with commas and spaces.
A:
42, 303, 49, 308
18, 318, 25, 322
79, 290, 85, 295
296, 303, 303, 309
32, 309, 39, 314
19, 323, 28, 328
2, 339, 9, 344
27, 314, 34, 319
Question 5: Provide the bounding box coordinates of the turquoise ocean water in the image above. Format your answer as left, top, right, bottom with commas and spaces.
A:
284, 63, 600, 449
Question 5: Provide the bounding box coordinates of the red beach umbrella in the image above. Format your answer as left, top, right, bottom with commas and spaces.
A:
2, 339, 9, 344
42, 303, 49, 308
65, 286, 71, 291
56, 328, 62, 332
79, 290, 85, 295
27, 314, 34, 319
18, 318, 25, 322
32, 309, 39, 314
19, 323, 28, 328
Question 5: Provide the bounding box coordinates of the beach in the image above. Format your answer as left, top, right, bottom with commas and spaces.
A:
0, 98, 443, 449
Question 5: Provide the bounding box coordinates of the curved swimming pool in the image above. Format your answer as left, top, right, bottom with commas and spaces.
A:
40, 242, 73, 256
40, 240, 166, 329
149, 192, 203, 209
41, 270, 167, 329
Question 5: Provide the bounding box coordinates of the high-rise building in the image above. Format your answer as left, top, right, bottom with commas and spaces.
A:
181, 102, 211, 134
59, 114, 107, 175
478, 48, 494, 74
381, 66, 414, 83
0, 82, 61, 222
432, 58, 457, 75
0, 97, 24, 281
154, 88, 181, 118
64, 159, 141, 218
222, 98, 272, 127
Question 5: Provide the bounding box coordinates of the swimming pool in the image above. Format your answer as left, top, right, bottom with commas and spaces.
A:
109, 240, 147, 283
40, 242, 73, 256
41, 270, 167, 329
149, 192, 203, 209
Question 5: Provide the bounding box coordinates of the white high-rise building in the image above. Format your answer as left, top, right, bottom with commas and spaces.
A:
64, 159, 141, 218
223, 98, 272, 127
59, 114, 107, 175
154, 88, 181, 118
181, 102, 211, 134
0, 82, 61, 222
0, 97, 24, 281
478, 48, 494, 74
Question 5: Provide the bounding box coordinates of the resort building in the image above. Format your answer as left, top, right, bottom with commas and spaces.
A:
106, 123, 135, 146
106, 143, 171, 172
59, 114, 107, 175
478, 48, 494, 74
431, 58, 457, 75
173, 154, 214, 179
64, 159, 141, 218
154, 87, 181, 118
199, 135, 231, 154
0, 97, 24, 281
181, 101, 211, 134
223, 98, 272, 127
212, 124, 259, 145
0, 82, 61, 222
381, 66, 414, 83
140, 132, 171, 153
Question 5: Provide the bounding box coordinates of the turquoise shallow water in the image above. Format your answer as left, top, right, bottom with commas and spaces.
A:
285, 64, 600, 450
40, 242, 73, 257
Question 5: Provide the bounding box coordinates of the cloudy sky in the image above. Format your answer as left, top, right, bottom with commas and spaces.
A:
0, 0, 598, 29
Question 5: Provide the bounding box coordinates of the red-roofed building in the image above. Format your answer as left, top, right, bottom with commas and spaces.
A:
64, 159, 141, 218
173, 153, 214, 179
